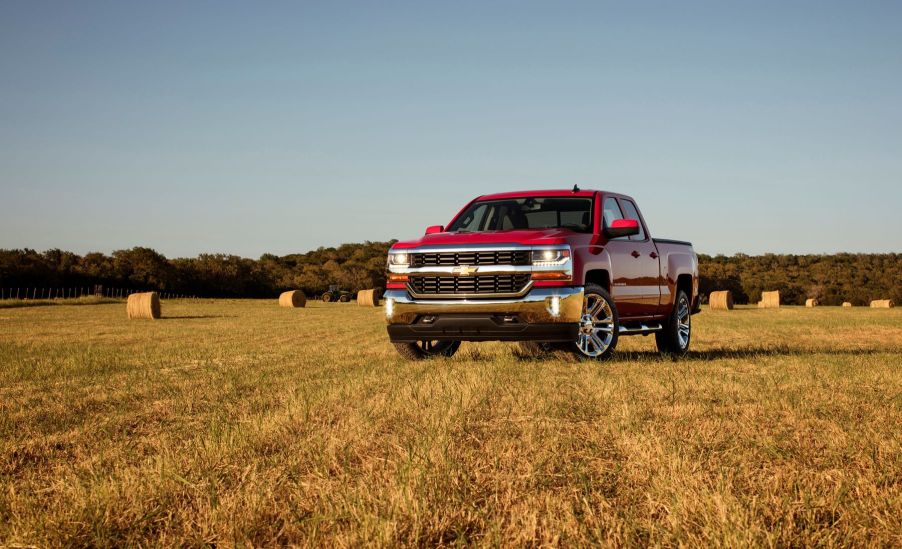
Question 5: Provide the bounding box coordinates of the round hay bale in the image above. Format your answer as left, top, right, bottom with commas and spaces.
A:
842, 302, 853, 308
708, 291, 733, 310
805, 298, 819, 308
357, 289, 369, 307
127, 292, 161, 319
357, 289, 380, 307
279, 290, 306, 308
759, 291, 781, 309
870, 299, 895, 308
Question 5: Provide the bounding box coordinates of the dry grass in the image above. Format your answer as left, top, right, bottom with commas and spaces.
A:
0, 295, 118, 309
1, 301, 901, 546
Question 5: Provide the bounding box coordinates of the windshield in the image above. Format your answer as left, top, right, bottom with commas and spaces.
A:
447, 197, 594, 233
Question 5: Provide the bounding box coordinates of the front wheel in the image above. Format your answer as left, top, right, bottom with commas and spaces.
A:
393, 340, 461, 360
656, 290, 691, 356
567, 284, 619, 360
321, 293, 332, 302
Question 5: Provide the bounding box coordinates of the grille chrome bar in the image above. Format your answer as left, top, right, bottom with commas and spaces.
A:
408, 274, 533, 299
411, 250, 530, 267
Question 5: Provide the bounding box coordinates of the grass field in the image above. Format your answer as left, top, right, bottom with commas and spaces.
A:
1, 300, 901, 546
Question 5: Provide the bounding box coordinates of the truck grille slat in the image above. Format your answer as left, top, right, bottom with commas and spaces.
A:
411, 250, 530, 267
409, 274, 531, 297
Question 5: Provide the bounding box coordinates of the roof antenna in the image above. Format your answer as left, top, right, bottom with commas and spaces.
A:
572, 184, 580, 193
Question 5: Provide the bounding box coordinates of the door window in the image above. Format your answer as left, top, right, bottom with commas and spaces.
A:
602, 197, 629, 240
618, 199, 647, 241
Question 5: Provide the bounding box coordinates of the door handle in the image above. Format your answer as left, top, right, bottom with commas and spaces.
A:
650, 252, 659, 259
631, 250, 641, 258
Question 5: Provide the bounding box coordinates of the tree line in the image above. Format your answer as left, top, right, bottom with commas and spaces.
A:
698, 252, 901, 306
1, 245, 899, 305
0, 243, 393, 300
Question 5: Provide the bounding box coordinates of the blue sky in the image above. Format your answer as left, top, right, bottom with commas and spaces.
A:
1, 1, 900, 257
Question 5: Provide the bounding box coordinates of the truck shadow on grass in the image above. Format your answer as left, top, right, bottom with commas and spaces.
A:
508, 346, 891, 362
158, 315, 237, 320
619, 347, 890, 361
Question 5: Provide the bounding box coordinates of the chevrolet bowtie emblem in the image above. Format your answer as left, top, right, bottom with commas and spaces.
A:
453, 265, 476, 276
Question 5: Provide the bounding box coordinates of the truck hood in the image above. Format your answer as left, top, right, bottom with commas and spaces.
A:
392, 228, 576, 250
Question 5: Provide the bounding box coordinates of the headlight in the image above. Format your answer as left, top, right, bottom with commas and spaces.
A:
531, 248, 571, 266
388, 252, 410, 266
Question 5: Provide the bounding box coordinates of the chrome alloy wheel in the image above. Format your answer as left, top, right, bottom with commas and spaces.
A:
576, 293, 615, 357
676, 294, 691, 349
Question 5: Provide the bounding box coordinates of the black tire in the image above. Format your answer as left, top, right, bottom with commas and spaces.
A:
567, 283, 619, 361
321, 293, 332, 302
393, 340, 461, 360
656, 289, 692, 356
339, 294, 350, 303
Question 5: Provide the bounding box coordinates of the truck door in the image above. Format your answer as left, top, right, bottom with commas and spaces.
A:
601, 197, 662, 318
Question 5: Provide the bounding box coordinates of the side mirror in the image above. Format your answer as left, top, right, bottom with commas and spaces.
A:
424, 225, 444, 235
604, 218, 640, 238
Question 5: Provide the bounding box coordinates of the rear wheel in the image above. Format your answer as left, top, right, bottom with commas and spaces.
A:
567, 284, 619, 360
339, 294, 350, 303
393, 340, 461, 360
656, 290, 691, 356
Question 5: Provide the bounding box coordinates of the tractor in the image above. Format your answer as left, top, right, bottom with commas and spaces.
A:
321, 285, 352, 303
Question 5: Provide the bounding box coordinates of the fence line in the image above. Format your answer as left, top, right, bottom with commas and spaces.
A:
0, 287, 199, 301
3, 285, 198, 299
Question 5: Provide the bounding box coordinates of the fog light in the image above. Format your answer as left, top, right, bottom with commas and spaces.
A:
548, 296, 561, 318
385, 298, 394, 318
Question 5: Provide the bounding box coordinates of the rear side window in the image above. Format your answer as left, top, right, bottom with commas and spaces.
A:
618, 199, 646, 240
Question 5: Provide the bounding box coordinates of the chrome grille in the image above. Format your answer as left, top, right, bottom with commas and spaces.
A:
408, 274, 531, 297
410, 250, 530, 267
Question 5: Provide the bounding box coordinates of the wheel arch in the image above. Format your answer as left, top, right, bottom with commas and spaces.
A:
676, 274, 693, 300
584, 269, 611, 293
664, 251, 699, 310
577, 246, 612, 292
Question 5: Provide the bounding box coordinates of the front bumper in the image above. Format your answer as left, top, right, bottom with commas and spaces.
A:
384, 287, 584, 342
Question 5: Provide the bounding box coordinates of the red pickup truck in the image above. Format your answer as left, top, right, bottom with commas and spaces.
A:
384, 188, 699, 360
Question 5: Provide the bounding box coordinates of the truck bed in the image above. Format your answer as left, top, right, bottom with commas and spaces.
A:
653, 238, 692, 247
